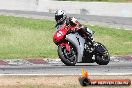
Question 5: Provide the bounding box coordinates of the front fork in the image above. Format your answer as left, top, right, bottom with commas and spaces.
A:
59, 42, 71, 53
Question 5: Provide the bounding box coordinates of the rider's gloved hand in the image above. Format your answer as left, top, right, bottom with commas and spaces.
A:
67, 29, 76, 34
69, 26, 79, 33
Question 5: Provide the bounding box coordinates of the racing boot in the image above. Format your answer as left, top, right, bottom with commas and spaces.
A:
79, 26, 96, 52
85, 36, 96, 53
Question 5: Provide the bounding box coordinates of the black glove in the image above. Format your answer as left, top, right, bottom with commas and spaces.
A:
67, 29, 76, 34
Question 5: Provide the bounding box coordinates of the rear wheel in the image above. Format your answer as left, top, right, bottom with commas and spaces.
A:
58, 42, 77, 66
95, 42, 110, 65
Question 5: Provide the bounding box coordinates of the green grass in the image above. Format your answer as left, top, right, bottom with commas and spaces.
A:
58, 0, 132, 2
0, 16, 57, 59
0, 16, 132, 59
89, 25, 132, 55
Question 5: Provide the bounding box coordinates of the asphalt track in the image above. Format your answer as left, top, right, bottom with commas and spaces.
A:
0, 61, 132, 75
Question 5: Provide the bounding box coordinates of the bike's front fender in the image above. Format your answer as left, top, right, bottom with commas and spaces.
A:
65, 33, 85, 62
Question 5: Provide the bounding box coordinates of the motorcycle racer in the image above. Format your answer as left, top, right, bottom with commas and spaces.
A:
55, 10, 95, 49
53, 10, 110, 65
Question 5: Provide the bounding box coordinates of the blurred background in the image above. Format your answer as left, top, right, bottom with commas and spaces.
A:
0, 0, 132, 17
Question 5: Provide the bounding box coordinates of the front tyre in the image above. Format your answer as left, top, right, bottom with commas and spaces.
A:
58, 43, 77, 66
95, 42, 110, 65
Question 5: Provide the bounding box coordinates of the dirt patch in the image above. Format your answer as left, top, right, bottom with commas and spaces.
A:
94, 35, 112, 41
0, 75, 131, 88
124, 42, 132, 44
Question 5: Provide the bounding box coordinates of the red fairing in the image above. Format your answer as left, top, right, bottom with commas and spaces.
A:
53, 22, 80, 53
53, 24, 68, 44
53, 23, 80, 45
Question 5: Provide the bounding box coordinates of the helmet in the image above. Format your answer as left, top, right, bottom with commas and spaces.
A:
55, 10, 66, 24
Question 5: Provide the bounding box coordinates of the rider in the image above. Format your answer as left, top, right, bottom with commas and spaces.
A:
55, 10, 95, 49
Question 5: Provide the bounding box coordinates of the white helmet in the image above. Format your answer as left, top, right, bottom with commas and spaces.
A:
55, 10, 66, 24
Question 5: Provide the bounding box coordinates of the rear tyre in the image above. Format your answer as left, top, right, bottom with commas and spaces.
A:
58, 43, 77, 66
95, 42, 110, 65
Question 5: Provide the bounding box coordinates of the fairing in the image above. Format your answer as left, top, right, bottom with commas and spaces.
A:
53, 27, 67, 44
65, 33, 85, 62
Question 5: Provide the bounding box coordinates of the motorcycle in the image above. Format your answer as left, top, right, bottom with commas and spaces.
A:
53, 24, 110, 66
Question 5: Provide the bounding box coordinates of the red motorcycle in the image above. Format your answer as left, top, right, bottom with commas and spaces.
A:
53, 24, 110, 66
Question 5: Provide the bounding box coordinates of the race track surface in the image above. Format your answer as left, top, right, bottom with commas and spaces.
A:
0, 61, 132, 75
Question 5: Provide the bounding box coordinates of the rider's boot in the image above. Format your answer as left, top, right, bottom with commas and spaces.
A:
80, 26, 96, 52
85, 35, 97, 53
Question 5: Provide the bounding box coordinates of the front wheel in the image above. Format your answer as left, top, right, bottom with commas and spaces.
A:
58, 43, 77, 66
95, 42, 110, 65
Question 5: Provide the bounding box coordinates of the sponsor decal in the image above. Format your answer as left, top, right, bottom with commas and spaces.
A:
79, 68, 131, 86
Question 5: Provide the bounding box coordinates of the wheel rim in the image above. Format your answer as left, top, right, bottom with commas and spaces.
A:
96, 44, 109, 61
61, 45, 77, 64
99, 53, 109, 61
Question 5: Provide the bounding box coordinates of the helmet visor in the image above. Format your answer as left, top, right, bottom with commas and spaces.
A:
55, 15, 63, 22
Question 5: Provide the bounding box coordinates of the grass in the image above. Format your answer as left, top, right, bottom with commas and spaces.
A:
89, 25, 132, 56
0, 15, 132, 59
0, 16, 57, 59
57, 0, 132, 2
